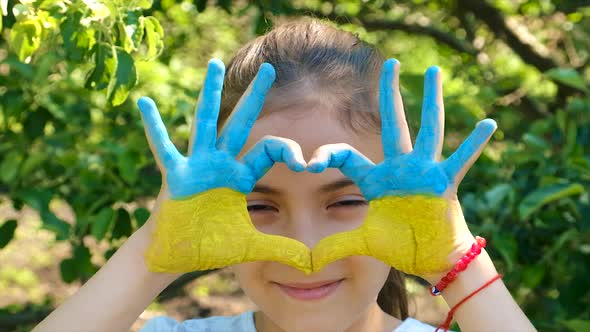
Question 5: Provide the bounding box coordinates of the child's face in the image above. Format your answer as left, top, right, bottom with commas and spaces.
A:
232, 103, 397, 331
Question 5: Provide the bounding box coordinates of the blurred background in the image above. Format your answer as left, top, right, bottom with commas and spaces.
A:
0, 0, 589, 331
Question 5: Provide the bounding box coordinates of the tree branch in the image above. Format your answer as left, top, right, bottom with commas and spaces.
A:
283, 7, 478, 56
456, 0, 558, 72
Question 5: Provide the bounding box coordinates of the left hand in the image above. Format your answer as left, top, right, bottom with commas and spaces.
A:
306, 59, 497, 282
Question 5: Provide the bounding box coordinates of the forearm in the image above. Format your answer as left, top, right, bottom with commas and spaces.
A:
436, 249, 536, 332
33, 209, 181, 332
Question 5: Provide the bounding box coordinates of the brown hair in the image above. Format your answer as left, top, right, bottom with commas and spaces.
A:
217, 17, 408, 320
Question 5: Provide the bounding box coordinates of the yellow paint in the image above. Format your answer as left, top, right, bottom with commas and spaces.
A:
145, 188, 454, 276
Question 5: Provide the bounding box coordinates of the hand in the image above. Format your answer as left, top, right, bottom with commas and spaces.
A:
307, 59, 497, 279
138, 59, 306, 199
139, 59, 313, 273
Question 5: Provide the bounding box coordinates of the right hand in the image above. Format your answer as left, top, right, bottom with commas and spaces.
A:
137, 59, 307, 199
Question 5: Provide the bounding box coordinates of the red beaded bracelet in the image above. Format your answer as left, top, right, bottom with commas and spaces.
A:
430, 236, 487, 296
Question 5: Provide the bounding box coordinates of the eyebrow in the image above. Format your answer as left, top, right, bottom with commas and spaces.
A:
252, 178, 356, 195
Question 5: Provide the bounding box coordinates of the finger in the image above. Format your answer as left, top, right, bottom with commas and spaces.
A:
217, 63, 276, 157
414, 66, 444, 160
379, 59, 412, 158
189, 58, 225, 156
442, 119, 497, 184
137, 96, 183, 170
306, 144, 374, 183
240, 136, 307, 182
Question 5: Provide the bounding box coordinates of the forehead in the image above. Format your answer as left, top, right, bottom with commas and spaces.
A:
237, 106, 383, 163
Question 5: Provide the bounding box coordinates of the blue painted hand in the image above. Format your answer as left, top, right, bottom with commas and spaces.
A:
137, 59, 307, 199
307, 59, 497, 200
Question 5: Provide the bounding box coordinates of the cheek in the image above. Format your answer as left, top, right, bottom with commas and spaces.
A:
345, 256, 391, 298
231, 262, 273, 301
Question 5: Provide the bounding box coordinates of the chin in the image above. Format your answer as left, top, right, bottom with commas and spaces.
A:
270, 312, 349, 332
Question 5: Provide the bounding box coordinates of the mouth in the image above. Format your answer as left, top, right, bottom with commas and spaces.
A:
273, 278, 345, 301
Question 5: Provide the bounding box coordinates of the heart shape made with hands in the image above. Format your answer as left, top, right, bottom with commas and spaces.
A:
145, 187, 454, 276
142, 59, 497, 278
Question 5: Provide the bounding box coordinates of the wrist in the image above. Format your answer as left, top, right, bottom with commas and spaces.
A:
439, 248, 500, 306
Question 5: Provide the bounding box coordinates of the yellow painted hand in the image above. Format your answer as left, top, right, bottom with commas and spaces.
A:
145, 188, 312, 273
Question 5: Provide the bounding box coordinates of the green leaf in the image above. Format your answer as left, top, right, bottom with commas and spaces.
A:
494, 234, 517, 272
104, 247, 118, 260
131, 0, 153, 10
117, 148, 139, 184
0, 219, 17, 249
133, 207, 150, 228
561, 319, 590, 332
40, 210, 70, 241
59, 257, 77, 283
195, 0, 207, 12
519, 183, 585, 220
216, 0, 232, 14
111, 208, 132, 239
143, 16, 164, 59
107, 48, 137, 106
521, 264, 545, 288
254, 11, 272, 35
85, 42, 117, 90
59, 245, 96, 283
60, 11, 95, 62
23, 107, 52, 140
9, 19, 43, 62
545, 68, 589, 93
484, 183, 512, 207
118, 11, 145, 53
20, 153, 45, 177
0, 151, 24, 183
15, 189, 52, 212
90, 207, 114, 241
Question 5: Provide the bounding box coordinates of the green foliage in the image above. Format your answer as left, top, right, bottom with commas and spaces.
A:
0, 0, 589, 330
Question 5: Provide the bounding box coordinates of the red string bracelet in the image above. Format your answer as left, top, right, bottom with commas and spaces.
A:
435, 273, 503, 332
430, 236, 487, 296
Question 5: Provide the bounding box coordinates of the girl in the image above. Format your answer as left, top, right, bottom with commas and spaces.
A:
33, 18, 536, 332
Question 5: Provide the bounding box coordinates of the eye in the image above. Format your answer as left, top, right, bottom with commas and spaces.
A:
247, 204, 278, 213
329, 200, 368, 208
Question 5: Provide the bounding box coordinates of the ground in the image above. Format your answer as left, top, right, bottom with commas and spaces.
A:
0, 198, 450, 331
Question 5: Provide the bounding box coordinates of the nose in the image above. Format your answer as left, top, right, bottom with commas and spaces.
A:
283, 209, 325, 250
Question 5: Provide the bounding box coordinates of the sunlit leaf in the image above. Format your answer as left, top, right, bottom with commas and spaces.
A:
9, 19, 43, 62
107, 48, 137, 106
143, 16, 164, 59
118, 11, 145, 53
61, 11, 96, 62
85, 42, 116, 90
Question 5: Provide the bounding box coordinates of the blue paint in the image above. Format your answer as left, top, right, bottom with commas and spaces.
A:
138, 59, 305, 199
307, 60, 497, 200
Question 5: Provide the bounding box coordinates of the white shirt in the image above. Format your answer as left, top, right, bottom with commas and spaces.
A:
139, 310, 442, 331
